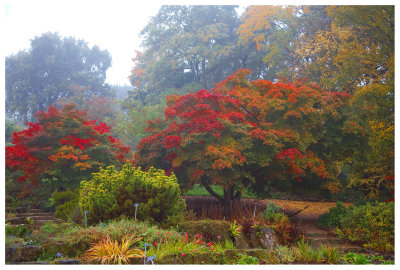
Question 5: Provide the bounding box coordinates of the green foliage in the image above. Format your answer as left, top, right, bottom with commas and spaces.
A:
232, 253, 259, 265
5, 119, 20, 145
5, 224, 32, 238
79, 164, 186, 225
25, 217, 34, 225
130, 5, 242, 101
265, 238, 341, 264
50, 189, 80, 221
37, 249, 58, 262
39, 221, 77, 237
6, 32, 112, 122
341, 252, 392, 264
178, 219, 231, 243
336, 202, 394, 252
184, 184, 259, 199
229, 220, 242, 238
342, 252, 371, 264
317, 201, 349, 229
260, 202, 281, 220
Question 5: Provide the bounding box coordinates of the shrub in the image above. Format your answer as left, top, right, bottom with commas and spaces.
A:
342, 252, 372, 264
336, 202, 394, 252
49, 189, 80, 221
6, 224, 32, 238
260, 202, 281, 220
258, 204, 299, 245
80, 164, 185, 225
232, 253, 259, 264
178, 219, 231, 243
268, 214, 299, 245
317, 201, 349, 229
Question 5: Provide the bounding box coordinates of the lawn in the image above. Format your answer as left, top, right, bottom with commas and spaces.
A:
183, 184, 260, 199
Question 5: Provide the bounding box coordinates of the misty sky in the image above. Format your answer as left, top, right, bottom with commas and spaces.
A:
3, 0, 372, 86
3, 0, 163, 85
3, 0, 255, 86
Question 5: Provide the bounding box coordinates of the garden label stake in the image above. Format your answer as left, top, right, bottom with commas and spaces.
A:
143, 242, 149, 264
147, 255, 156, 265
84, 211, 88, 227
134, 203, 140, 222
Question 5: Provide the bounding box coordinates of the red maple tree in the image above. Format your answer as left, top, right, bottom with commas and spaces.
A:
134, 69, 359, 209
6, 103, 131, 188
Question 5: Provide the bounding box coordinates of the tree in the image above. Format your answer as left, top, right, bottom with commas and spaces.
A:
129, 5, 245, 103
134, 69, 358, 211
295, 6, 394, 199
6, 32, 112, 122
237, 5, 394, 200
6, 104, 131, 189
56, 85, 119, 128
293, 6, 394, 94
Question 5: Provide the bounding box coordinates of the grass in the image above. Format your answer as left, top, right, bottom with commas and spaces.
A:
183, 184, 260, 199
84, 234, 144, 264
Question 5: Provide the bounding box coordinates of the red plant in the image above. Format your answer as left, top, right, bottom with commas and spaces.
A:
6, 103, 131, 187
135, 69, 354, 207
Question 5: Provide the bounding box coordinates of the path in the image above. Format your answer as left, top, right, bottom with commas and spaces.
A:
6, 209, 60, 231
261, 199, 363, 252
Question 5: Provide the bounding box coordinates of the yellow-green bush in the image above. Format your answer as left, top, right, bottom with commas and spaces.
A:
79, 164, 185, 225
336, 202, 394, 253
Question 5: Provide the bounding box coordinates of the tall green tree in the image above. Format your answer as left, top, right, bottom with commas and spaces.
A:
6, 32, 112, 122
129, 5, 247, 103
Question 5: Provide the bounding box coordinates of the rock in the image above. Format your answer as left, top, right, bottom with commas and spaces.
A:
234, 234, 250, 249
258, 227, 278, 249
55, 259, 82, 264
6, 245, 43, 263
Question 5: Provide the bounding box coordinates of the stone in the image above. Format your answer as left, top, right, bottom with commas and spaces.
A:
55, 259, 82, 264
6, 245, 43, 263
258, 227, 278, 249
234, 234, 250, 249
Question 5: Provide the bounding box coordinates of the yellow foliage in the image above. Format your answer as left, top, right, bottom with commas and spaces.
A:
84, 234, 143, 264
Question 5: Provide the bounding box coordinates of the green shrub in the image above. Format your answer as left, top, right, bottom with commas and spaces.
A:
49, 189, 80, 221
232, 253, 259, 264
79, 164, 186, 225
178, 219, 231, 243
5, 224, 32, 238
317, 201, 349, 229
342, 252, 372, 264
260, 202, 281, 220
337, 202, 394, 252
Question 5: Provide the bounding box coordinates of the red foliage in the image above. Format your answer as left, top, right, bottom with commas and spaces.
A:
6, 104, 131, 186
135, 69, 352, 198
163, 135, 182, 149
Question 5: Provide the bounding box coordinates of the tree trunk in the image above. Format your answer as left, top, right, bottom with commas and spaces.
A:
203, 183, 242, 217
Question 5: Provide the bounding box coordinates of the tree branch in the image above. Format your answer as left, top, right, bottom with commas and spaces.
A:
203, 183, 224, 203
